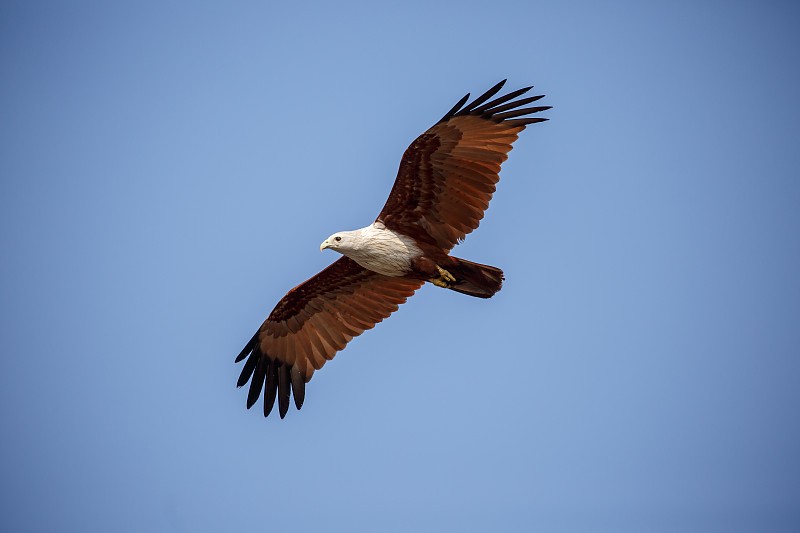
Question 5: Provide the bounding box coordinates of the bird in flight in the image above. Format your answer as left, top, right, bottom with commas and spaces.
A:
236, 80, 550, 418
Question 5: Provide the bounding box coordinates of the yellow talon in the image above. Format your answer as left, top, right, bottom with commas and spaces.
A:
431, 266, 456, 287
437, 265, 456, 283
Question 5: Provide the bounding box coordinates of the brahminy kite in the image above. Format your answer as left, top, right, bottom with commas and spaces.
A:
236, 80, 550, 418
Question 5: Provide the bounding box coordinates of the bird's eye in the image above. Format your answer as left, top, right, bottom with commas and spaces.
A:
334, 236, 341, 242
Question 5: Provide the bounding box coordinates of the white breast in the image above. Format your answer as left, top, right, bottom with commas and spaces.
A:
344, 223, 423, 277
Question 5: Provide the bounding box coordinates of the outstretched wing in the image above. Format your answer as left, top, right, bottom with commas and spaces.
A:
235, 257, 422, 418
378, 80, 550, 251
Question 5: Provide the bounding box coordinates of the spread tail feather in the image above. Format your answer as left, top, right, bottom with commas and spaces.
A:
447, 257, 504, 298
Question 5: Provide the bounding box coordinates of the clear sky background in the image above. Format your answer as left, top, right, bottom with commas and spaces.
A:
2, 2, 799, 532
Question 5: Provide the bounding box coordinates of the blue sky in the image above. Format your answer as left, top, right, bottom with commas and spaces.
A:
2, 1, 799, 531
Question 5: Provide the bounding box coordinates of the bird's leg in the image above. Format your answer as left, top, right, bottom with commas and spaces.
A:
437, 265, 456, 283
430, 265, 456, 288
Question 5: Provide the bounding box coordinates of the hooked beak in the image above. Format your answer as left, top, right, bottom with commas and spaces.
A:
320, 239, 330, 252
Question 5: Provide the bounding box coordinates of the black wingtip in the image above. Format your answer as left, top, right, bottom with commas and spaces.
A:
438, 92, 470, 123
459, 79, 507, 115
235, 331, 258, 363
504, 117, 550, 127
236, 352, 258, 388
291, 367, 305, 410
246, 356, 266, 409
472, 86, 533, 116
263, 359, 277, 417
480, 94, 545, 116
277, 365, 290, 418
436, 81, 550, 126
492, 105, 551, 121
237, 328, 306, 419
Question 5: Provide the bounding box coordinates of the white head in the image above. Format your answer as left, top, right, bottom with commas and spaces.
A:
320, 230, 361, 253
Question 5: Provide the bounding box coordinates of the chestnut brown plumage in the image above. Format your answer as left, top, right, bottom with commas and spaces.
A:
236, 257, 422, 418
236, 80, 550, 418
